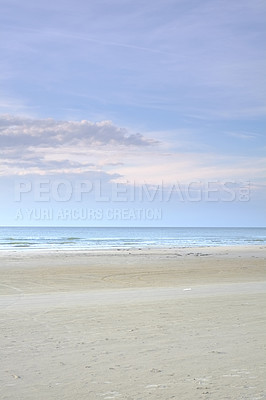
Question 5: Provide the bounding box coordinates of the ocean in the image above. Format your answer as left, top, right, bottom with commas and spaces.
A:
0, 226, 265, 250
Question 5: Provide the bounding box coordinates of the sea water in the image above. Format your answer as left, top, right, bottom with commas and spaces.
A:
0, 226, 265, 250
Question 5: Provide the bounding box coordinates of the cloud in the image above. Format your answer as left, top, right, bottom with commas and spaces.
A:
0, 114, 157, 177
112, 153, 266, 185
226, 131, 261, 140
0, 114, 265, 189
0, 114, 156, 147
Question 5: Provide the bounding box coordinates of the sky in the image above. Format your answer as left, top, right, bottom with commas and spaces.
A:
0, 0, 265, 226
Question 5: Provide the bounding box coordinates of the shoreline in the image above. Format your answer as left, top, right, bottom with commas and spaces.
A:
1, 243, 265, 256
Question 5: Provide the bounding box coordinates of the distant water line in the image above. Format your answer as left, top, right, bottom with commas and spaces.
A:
0, 227, 265, 250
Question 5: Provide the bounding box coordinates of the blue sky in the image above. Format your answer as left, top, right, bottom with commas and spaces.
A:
0, 0, 265, 226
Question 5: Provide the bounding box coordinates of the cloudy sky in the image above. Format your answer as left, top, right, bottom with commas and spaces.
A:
0, 0, 265, 226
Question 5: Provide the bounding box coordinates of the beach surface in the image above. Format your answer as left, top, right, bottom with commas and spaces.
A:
0, 245, 265, 399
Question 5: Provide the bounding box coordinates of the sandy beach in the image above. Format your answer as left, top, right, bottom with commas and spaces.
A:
0, 245, 265, 399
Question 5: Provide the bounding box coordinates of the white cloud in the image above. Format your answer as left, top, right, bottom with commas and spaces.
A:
0, 114, 265, 188
113, 152, 266, 185
0, 114, 156, 177
0, 114, 156, 147
226, 131, 261, 140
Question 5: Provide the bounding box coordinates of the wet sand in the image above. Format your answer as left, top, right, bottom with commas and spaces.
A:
0, 246, 265, 399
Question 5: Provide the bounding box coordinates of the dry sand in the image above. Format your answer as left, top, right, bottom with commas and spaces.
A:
0, 246, 265, 399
